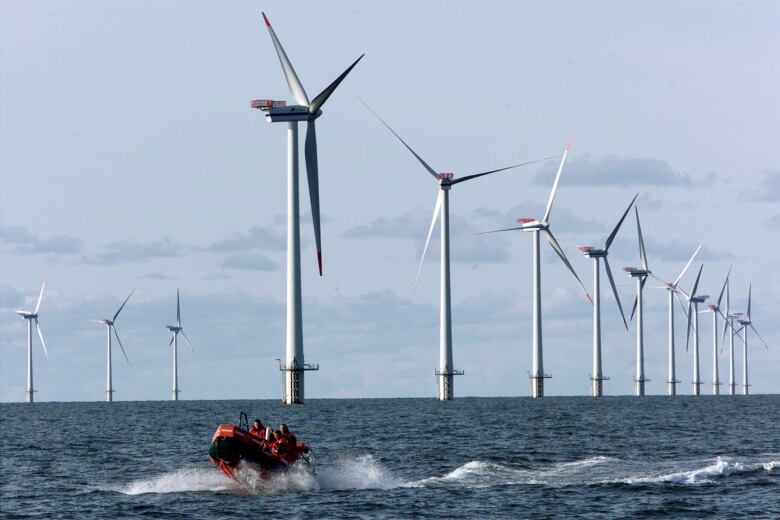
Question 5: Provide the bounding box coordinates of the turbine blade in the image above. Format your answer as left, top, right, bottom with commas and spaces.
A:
476, 226, 524, 235
176, 289, 181, 326
720, 316, 730, 352
541, 139, 571, 223
450, 155, 561, 185
605, 193, 638, 251
305, 120, 323, 276
113, 289, 135, 322
603, 256, 628, 330
690, 264, 703, 299
674, 290, 688, 319
181, 330, 196, 352
716, 265, 732, 307
673, 242, 703, 287
747, 284, 752, 321
413, 190, 443, 294
261, 12, 309, 106
33, 281, 46, 315
113, 326, 130, 364
685, 299, 694, 352
34, 318, 48, 359
358, 98, 438, 179
750, 324, 769, 349
635, 207, 648, 271
629, 277, 648, 321
545, 229, 592, 304
309, 54, 364, 114
170, 335, 175, 347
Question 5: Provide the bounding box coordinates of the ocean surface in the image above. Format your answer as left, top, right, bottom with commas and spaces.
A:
1, 396, 778, 519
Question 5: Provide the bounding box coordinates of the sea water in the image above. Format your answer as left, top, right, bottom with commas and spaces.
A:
1, 396, 778, 518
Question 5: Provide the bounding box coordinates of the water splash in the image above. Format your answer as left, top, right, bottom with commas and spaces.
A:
112, 455, 403, 496
111, 467, 240, 495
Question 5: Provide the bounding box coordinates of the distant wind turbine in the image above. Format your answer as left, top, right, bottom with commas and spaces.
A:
92, 290, 134, 402
577, 193, 637, 397
701, 267, 733, 395
649, 242, 702, 396
14, 282, 48, 403
167, 290, 195, 401
482, 140, 593, 398
719, 276, 742, 395
623, 207, 651, 396
360, 100, 560, 400
684, 265, 707, 396
252, 12, 363, 404
736, 284, 770, 395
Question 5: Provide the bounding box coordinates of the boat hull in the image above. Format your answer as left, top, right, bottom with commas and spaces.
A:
209, 424, 290, 480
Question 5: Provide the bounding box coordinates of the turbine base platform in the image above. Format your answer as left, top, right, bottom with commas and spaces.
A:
530, 373, 551, 399
435, 369, 464, 401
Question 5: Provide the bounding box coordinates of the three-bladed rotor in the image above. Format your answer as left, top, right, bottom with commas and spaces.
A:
167, 289, 195, 352
15, 281, 49, 359
93, 289, 134, 364
479, 140, 593, 305
579, 193, 638, 330
257, 12, 364, 276
359, 99, 562, 292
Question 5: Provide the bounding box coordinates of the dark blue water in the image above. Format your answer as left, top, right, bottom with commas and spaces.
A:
1, 396, 778, 518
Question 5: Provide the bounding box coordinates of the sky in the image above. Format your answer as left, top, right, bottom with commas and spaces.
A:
1, 0, 778, 402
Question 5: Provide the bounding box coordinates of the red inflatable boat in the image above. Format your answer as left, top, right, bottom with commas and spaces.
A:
208, 413, 312, 480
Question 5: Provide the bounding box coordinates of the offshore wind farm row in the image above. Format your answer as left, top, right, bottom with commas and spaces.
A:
11, 12, 772, 404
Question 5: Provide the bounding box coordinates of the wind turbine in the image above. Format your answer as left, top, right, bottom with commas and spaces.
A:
93, 290, 133, 402
701, 267, 732, 395
649, 242, 702, 396
623, 207, 651, 396
482, 140, 593, 398
14, 282, 48, 403
577, 193, 637, 397
360, 101, 559, 400
253, 12, 363, 404
684, 265, 707, 396
167, 290, 195, 401
736, 284, 770, 395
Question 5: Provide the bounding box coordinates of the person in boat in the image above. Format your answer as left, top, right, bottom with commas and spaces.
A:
249, 419, 265, 437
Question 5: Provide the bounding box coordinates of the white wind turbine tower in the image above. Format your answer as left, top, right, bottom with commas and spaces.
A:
684, 265, 707, 396
736, 284, 770, 395
93, 290, 133, 402
649, 242, 702, 396
701, 267, 732, 395
253, 12, 363, 404
360, 100, 559, 400
719, 276, 743, 395
577, 193, 637, 397
166, 290, 195, 401
483, 140, 593, 398
623, 207, 651, 396
14, 282, 48, 403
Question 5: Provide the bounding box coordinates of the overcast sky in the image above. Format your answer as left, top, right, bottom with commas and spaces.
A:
1, 1, 778, 402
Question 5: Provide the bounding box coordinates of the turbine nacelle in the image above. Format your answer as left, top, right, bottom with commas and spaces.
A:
691, 295, 709, 303
516, 218, 546, 231
166, 325, 182, 332
624, 267, 651, 277
15, 310, 38, 318
578, 245, 607, 257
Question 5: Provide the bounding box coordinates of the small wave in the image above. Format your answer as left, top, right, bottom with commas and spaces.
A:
615, 456, 780, 486
412, 456, 615, 488
110, 467, 240, 495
